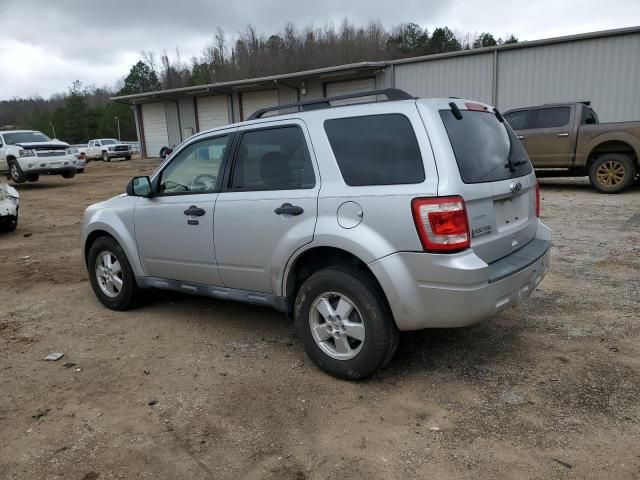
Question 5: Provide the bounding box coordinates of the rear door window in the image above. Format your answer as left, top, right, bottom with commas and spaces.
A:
324, 114, 425, 186
532, 107, 570, 128
504, 110, 530, 130
229, 126, 315, 191
440, 109, 532, 184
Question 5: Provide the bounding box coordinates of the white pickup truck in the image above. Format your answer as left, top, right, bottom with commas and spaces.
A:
83, 139, 132, 162
0, 130, 78, 183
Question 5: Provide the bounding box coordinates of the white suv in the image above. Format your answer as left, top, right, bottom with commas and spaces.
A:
0, 130, 77, 183
82, 89, 551, 380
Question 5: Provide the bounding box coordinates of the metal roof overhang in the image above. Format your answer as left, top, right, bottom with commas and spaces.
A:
111, 61, 387, 104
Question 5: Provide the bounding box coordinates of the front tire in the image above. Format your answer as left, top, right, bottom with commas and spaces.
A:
589, 154, 636, 193
294, 267, 399, 380
9, 160, 26, 183
26, 174, 40, 182
102, 151, 110, 162
124, 155, 132, 161
88, 236, 139, 310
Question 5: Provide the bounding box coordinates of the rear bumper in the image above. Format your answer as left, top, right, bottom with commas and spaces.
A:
369, 220, 551, 330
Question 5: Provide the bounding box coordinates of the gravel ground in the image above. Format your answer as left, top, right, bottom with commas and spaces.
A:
0, 160, 639, 479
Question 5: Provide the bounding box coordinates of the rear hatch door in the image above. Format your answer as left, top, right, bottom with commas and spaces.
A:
435, 102, 538, 264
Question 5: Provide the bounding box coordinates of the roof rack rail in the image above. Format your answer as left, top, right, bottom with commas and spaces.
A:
247, 88, 415, 120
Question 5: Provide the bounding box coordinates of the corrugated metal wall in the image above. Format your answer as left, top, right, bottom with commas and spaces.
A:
178, 98, 197, 138
164, 102, 181, 147
393, 52, 494, 104
497, 33, 640, 122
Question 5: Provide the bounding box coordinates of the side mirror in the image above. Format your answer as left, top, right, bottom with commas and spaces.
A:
126, 176, 153, 197
585, 117, 596, 125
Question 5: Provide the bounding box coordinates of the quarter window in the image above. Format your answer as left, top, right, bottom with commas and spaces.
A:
230, 126, 315, 191
159, 135, 229, 194
533, 107, 570, 129
581, 107, 597, 125
324, 114, 425, 186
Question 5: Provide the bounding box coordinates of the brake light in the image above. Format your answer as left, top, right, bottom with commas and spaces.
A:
412, 196, 470, 252
535, 183, 540, 218
465, 102, 489, 112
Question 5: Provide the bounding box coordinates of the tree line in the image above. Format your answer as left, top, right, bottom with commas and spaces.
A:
0, 21, 517, 144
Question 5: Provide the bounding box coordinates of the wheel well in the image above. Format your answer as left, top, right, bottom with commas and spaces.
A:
285, 246, 388, 312
84, 230, 115, 264
587, 141, 637, 168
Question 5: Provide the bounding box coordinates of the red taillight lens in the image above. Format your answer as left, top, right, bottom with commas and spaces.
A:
535, 183, 540, 218
412, 196, 470, 252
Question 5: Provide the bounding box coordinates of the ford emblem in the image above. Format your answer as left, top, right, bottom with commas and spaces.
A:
510, 181, 523, 194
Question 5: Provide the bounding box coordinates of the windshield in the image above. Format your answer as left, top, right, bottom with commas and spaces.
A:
100, 139, 118, 145
3, 131, 52, 145
440, 110, 532, 183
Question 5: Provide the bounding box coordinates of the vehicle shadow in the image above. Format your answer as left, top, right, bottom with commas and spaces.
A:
378, 317, 528, 381
10, 181, 76, 191
139, 288, 527, 381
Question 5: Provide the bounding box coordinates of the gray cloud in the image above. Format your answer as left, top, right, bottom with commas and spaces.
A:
0, 0, 637, 98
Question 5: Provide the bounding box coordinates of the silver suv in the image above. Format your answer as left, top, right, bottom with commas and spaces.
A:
82, 89, 551, 380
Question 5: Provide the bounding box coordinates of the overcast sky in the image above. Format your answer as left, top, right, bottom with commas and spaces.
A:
1, 0, 637, 100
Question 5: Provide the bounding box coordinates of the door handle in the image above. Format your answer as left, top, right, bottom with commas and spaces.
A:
274, 203, 304, 216
183, 205, 206, 216
557, 133, 569, 137
517, 135, 525, 140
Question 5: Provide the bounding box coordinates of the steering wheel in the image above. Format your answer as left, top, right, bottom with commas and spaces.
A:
191, 174, 217, 191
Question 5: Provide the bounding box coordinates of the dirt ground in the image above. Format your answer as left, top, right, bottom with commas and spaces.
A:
0, 158, 639, 480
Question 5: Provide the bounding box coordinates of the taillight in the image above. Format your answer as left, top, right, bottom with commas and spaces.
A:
412, 196, 470, 252
534, 183, 540, 218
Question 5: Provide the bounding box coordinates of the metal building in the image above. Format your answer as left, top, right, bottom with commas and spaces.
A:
112, 26, 640, 158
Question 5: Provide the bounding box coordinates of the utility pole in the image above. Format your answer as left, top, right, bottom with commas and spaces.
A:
50, 121, 57, 139
114, 116, 121, 140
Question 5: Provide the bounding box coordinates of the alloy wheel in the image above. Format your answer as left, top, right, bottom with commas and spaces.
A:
95, 251, 123, 298
10, 163, 20, 181
596, 160, 626, 187
308, 292, 365, 360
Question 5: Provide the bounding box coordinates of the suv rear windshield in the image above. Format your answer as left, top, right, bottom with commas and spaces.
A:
440, 110, 532, 184
324, 114, 425, 186
3, 131, 51, 145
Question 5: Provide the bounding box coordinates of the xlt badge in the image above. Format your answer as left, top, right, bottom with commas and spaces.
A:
472, 225, 492, 238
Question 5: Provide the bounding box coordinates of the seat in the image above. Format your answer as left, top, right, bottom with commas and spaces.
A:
260, 151, 292, 188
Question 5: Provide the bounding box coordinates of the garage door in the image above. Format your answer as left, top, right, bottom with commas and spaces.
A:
141, 102, 168, 158
197, 96, 230, 131
325, 78, 376, 105
241, 90, 279, 120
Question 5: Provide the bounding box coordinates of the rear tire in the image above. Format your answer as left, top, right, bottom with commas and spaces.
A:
61, 170, 76, 179
8, 160, 26, 183
294, 266, 399, 380
77, 169, 85, 174
88, 236, 140, 310
588, 154, 636, 193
